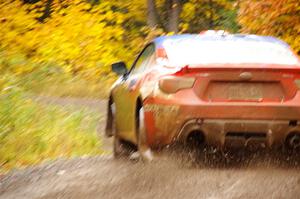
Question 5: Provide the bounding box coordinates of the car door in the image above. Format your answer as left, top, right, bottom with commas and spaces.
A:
113, 43, 156, 143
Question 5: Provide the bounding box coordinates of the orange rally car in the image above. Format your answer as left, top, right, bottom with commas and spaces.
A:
105, 31, 300, 160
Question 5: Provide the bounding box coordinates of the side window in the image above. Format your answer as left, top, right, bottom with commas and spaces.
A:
131, 44, 155, 75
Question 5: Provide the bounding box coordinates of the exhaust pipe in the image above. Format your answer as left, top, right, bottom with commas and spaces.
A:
186, 130, 205, 148
286, 133, 300, 149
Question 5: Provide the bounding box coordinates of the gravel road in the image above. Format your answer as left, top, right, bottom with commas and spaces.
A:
1, 97, 300, 199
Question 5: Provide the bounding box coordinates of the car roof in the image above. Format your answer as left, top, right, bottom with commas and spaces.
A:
153, 33, 290, 49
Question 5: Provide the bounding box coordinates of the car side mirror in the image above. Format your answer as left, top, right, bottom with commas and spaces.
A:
112, 61, 128, 76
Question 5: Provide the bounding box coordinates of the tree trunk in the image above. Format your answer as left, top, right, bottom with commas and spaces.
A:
23, 0, 40, 3
167, 0, 180, 33
208, 0, 214, 29
38, 0, 53, 22
147, 0, 159, 28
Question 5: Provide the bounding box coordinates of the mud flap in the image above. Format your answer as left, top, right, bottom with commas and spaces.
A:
105, 101, 114, 137
138, 107, 154, 162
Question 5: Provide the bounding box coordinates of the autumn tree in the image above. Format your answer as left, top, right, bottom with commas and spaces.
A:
0, 0, 240, 82
0, 0, 137, 78
146, 0, 238, 33
238, 0, 300, 54
180, 0, 239, 33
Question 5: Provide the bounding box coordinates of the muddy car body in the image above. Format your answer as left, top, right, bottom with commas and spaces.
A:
106, 32, 300, 157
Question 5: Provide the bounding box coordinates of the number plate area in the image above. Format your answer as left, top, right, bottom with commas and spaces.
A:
204, 81, 285, 101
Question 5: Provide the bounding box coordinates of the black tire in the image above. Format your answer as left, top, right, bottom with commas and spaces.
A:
113, 134, 136, 159
113, 135, 134, 158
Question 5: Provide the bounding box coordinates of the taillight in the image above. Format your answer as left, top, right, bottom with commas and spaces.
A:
295, 79, 300, 89
159, 76, 195, 93
156, 48, 168, 59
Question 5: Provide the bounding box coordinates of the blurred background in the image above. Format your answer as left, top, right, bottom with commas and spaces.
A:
0, 0, 299, 173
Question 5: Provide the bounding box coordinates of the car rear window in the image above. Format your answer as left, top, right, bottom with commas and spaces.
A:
162, 36, 299, 66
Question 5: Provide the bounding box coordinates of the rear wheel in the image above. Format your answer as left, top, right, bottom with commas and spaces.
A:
284, 133, 300, 154
113, 135, 136, 158
111, 102, 136, 158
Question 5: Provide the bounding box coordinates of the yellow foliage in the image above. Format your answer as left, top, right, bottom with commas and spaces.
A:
238, 0, 300, 54
0, 0, 145, 79
180, 0, 239, 33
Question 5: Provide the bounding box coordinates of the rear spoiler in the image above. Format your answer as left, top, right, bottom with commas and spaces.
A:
171, 64, 300, 75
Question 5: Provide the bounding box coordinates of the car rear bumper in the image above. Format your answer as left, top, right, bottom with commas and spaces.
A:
143, 100, 300, 148
178, 119, 300, 148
